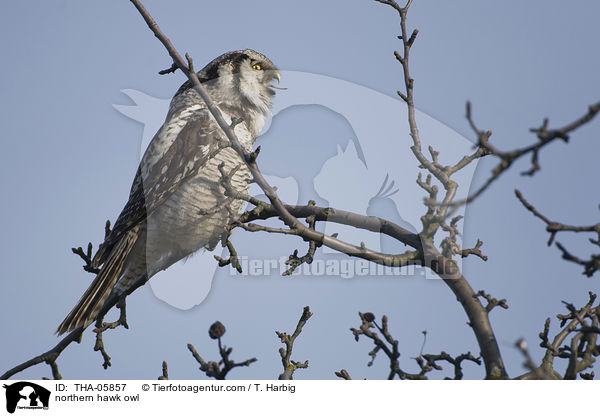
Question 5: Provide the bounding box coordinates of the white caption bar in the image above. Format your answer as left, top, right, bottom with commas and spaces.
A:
1, 380, 597, 415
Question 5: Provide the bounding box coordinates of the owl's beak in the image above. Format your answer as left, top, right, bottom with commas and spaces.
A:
267, 71, 287, 90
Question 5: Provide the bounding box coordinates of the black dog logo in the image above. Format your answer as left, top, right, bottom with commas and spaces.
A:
3, 382, 50, 413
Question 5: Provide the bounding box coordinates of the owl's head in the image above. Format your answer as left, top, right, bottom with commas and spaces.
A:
199, 49, 280, 115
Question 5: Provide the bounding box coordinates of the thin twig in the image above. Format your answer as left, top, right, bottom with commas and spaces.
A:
187, 321, 257, 380
158, 361, 169, 380
277, 306, 312, 380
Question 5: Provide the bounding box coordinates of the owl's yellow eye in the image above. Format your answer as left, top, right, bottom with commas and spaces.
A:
252, 63, 262, 70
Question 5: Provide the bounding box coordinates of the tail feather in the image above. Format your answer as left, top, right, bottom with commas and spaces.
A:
56, 229, 139, 335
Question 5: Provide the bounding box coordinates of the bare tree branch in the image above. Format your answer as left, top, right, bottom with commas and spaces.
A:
157, 361, 169, 380
350, 312, 481, 379
92, 297, 129, 370
515, 189, 600, 277
513, 292, 600, 379
1, 268, 148, 380
187, 321, 257, 380
473, 290, 508, 314
334, 369, 352, 380
277, 306, 312, 380
375, 0, 508, 378
72, 243, 101, 275
443, 101, 600, 208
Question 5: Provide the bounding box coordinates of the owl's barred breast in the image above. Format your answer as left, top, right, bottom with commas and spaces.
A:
114, 146, 250, 294
147, 145, 250, 255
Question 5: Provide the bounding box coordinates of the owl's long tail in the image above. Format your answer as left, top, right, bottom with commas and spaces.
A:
56, 229, 139, 335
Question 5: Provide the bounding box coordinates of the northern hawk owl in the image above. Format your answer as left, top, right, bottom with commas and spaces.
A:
57, 50, 279, 335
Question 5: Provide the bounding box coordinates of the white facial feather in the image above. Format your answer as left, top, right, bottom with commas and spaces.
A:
238, 61, 272, 114
213, 59, 272, 115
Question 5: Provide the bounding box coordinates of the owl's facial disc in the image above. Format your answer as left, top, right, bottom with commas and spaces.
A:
234, 56, 282, 113
245, 58, 283, 94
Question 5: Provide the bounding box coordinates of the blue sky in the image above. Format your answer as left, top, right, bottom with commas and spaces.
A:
1, 0, 599, 380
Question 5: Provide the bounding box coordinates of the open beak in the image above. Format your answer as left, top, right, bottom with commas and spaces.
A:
268, 71, 287, 90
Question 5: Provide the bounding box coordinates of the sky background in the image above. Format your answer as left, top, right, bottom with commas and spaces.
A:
1, 0, 599, 380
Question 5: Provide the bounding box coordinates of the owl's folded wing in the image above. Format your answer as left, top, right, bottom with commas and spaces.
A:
93, 109, 224, 267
